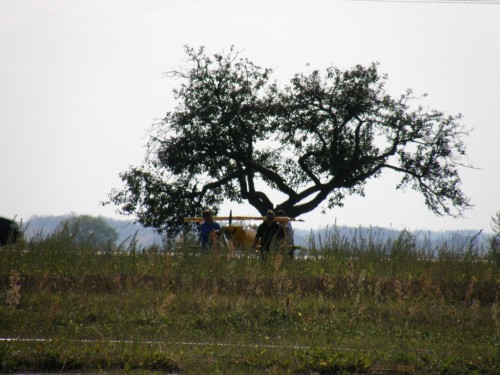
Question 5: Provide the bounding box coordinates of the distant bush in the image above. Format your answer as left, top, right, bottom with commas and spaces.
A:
57, 215, 118, 249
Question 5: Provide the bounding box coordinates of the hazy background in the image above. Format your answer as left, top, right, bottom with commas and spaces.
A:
1, 0, 499, 234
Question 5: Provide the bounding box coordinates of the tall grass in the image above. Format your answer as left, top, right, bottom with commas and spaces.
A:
0, 225, 498, 373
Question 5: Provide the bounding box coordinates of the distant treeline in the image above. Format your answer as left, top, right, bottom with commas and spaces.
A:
22, 214, 162, 248
300, 225, 491, 254
18, 214, 492, 252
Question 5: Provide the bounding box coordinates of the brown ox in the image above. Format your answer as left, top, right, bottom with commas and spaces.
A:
221, 225, 256, 250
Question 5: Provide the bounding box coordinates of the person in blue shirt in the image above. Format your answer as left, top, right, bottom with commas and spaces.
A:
199, 210, 221, 251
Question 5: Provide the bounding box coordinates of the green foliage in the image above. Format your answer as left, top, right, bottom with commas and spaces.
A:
57, 215, 118, 249
295, 348, 371, 374
0, 341, 179, 373
107, 46, 472, 236
489, 210, 500, 264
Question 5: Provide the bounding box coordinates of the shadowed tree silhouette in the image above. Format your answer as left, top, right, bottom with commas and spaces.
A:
107, 46, 471, 236
0, 217, 21, 246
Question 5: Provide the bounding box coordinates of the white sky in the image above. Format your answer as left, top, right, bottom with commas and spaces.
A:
1, 0, 499, 233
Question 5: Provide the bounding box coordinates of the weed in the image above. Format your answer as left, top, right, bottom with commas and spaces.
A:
0, 227, 497, 373
5, 271, 21, 309
295, 347, 371, 374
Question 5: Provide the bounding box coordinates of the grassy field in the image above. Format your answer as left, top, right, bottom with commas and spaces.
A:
0, 228, 498, 374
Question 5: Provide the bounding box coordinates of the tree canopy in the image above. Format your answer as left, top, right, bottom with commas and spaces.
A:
58, 215, 118, 248
107, 46, 471, 236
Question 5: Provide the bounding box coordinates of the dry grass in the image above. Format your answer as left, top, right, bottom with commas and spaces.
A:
0, 228, 498, 373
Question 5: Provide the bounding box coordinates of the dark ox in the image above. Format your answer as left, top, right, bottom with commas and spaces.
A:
0, 217, 21, 246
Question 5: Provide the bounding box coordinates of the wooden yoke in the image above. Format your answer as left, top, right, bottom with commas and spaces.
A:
183, 216, 304, 223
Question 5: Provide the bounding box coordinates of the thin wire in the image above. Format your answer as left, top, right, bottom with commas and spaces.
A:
0, 337, 313, 351
350, 0, 500, 4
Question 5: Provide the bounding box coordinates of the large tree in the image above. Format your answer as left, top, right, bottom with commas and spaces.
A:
107, 46, 471, 235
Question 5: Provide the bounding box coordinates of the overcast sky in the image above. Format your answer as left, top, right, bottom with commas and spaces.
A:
1, 0, 499, 233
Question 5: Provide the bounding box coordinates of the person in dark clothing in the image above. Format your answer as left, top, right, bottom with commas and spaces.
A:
252, 210, 284, 257
199, 210, 221, 251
